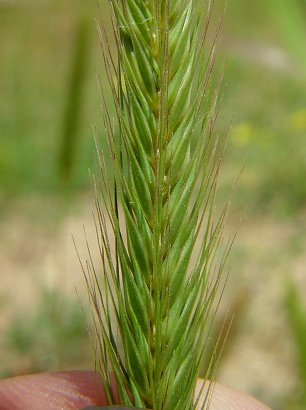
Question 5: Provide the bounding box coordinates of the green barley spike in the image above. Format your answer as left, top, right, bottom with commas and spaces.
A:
85, 1, 228, 409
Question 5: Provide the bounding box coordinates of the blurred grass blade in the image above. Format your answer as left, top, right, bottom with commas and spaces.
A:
268, 0, 306, 77
58, 15, 91, 182
286, 282, 306, 405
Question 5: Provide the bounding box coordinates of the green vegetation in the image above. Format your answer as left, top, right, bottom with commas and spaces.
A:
58, 14, 91, 182
0, 2, 98, 199
268, 0, 306, 78
1, 1, 305, 215
5, 288, 89, 375
286, 283, 306, 407
84, 1, 228, 408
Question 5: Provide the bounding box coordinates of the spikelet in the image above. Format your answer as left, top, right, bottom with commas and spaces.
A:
82, 1, 229, 409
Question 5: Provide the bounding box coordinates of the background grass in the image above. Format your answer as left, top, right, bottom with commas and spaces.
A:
0, 1, 306, 408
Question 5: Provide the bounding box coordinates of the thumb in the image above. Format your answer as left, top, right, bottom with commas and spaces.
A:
0, 371, 108, 410
196, 379, 271, 410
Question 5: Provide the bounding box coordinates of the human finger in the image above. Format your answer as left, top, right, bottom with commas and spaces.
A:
0, 370, 108, 410
0, 371, 271, 410
195, 379, 271, 410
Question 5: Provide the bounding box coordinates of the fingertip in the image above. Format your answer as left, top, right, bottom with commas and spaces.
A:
0, 371, 107, 410
195, 379, 272, 410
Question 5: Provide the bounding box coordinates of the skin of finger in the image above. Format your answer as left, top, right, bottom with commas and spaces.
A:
0, 371, 271, 410
195, 379, 272, 410
0, 371, 109, 410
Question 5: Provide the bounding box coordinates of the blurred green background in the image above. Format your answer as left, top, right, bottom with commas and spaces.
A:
0, 1, 306, 408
